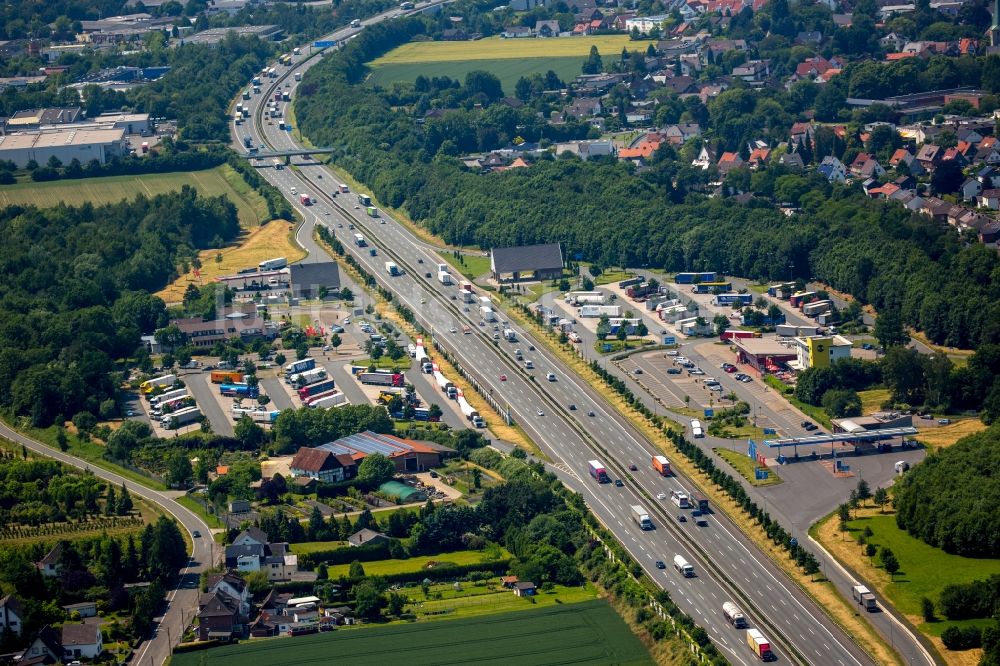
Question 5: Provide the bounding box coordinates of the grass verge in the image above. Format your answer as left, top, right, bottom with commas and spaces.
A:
176, 494, 225, 530
436, 251, 492, 281
714, 448, 783, 487
812, 507, 1000, 665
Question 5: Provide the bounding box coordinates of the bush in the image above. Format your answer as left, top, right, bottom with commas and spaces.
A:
941, 625, 982, 650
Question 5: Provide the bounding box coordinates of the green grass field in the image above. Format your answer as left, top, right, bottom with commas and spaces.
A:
172, 599, 652, 666
714, 448, 782, 487
814, 512, 1000, 640
437, 251, 492, 280
323, 548, 510, 578
0, 166, 268, 227
366, 36, 654, 97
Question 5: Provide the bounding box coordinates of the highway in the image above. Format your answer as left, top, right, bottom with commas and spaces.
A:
0, 421, 215, 666
231, 26, 879, 666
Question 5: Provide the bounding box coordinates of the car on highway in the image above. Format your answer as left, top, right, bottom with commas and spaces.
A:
568, 404, 577, 410
449, 327, 457, 333
499, 374, 507, 381
290, 187, 297, 195
193, 530, 201, 538
425, 272, 432, 278
655, 560, 666, 569
614, 479, 624, 487
354, 205, 360, 209
656, 492, 666, 500
666, 350, 678, 356
536, 409, 544, 416
587, 410, 595, 417
629, 463, 638, 471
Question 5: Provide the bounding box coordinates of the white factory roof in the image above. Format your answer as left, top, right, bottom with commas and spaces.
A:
0, 127, 125, 149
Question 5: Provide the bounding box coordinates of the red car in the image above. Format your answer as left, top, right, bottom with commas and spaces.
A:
724, 366, 737, 373
499, 374, 507, 381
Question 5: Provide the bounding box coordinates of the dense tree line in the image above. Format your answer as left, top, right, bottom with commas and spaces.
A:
0, 456, 105, 525
894, 424, 1000, 557
0, 189, 239, 426
271, 404, 394, 454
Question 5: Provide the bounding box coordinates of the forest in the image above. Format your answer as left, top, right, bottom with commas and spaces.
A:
894, 423, 1000, 557
0, 189, 240, 426
294, 18, 1000, 349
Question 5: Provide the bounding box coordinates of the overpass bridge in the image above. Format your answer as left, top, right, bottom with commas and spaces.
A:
245, 148, 337, 158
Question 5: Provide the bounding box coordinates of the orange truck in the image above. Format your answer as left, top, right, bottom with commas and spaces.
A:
652, 455, 671, 476
211, 370, 244, 384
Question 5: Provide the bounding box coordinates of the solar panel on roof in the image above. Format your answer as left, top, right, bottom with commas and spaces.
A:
338, 433, 398, 455
316, 442, 352, 455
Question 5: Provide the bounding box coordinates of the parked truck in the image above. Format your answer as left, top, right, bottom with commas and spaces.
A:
803, 300, 832, 317
631, 505, 653, 530
220, 383, 259, 398
651, 455, 671, 476
210, 370, 244, 384
150, 388, 188, 407
140, 374, 176, 394
746, 629, 775, 662
260, 257, 288, 272
385, 261, 400, 276
587, 460, 609, 483
232, 407, 280, 423
161, 406, 201, 429
673, 555, 694, 577
287, 367, 328, 387
358, 372, 404, 387
722, 602, 747, 628
690, 419, 704, 438
284, 358, 316, 377
852, 585, 877, 611
298, 379, 336, 400
308, 392, 349, 409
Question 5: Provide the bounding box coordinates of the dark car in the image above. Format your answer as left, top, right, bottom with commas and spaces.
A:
614, 479, 624, 487
677, 515, 687, 522
801, 421, 817, 431
425, 272, 432, 278
587, 411, 595, 417
667, 368, 681, 374
629, 463, 638, 471
568, 404, 577, 410
655, 560, 666, 569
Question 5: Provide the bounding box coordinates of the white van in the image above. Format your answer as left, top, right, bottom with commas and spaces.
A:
691, 419, 704, 438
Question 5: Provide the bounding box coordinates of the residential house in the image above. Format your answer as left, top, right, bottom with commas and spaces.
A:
662, 76, 696, 94
778, 151, 805, 170
732, 59, 769, 84
880, 32, 905, 51
348, 528, 391, 548
850, 153, 886, 179
747, 146, 771, 168
36, 542, 63, 577
961, 177, 983, 201
500, 576, 520, 589
980, 221, 1000, 243
698, 84, 727, 103
818, 156, 847, 183
916, 144, 942, 169
534, 20, 560, 37
502, 26, 532, 38
224, 528, 298, 581
664, 123, 701, 145
554, 140, 615, 160
795, 30, 823, 45
206, 572, 251, 616
618, 140, 662, 165
0, 594, 24, 636
21, 625, 64, 663
867, 182, 901, 199
717, 152, 744, 175
564, 96, 602, 119
692, 145, 717, 169
60, 623, 103, 661
942, 146, 968, 166
978, 188, 1000, 209
789, 121, 813, 149
197, 590, 242, 642
290, 447, 357, 483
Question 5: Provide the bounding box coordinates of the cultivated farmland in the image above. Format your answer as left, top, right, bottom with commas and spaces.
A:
367, 36, 654, 95
172, 600, 653, 666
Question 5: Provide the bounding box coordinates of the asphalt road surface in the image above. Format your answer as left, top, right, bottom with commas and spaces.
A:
229, 50, 894, 666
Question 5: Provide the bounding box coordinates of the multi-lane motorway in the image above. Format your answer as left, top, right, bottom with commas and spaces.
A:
230, 26, 890, 666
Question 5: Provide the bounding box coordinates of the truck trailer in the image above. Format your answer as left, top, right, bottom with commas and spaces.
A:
220, 383, 259, 398
852, 585, 877, 611
503, 328, 517, 342
150, 388, 188, 407
140, 374, 176, 394
651, 455, 671, 476
438, 271, 453, 286
587, 460, 609, 483
631, 505, 653, 530
300, 193, 312, 206
259, 257, 288, 272
358, 372, 405, 387
210, 370, 244, 384
161, 406, 201, 429
308, 392, 349, 409
385, 262, 400, 276
722, 602, 747, 628
746, 629, 775, 662
232, 407, 280, 423
673, 555, 694, 577
298, 379, 336, 400
287, 367, 328, 387
284, 358, 316, 377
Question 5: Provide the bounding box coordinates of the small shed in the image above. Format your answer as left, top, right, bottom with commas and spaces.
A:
62, 601, 97, 619
513, 581, 536, 597
378, 480, 428, 503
